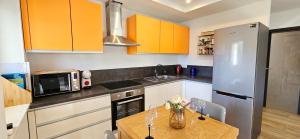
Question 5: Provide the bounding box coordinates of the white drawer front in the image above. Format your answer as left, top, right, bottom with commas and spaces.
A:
35, 95, 111, 125
37, 108, 111, 139
56, 120, 111, 139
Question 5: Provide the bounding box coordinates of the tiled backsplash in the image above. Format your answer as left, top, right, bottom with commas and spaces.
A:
91, 65, 213, 85
91, 65, 178, 85
184, 65, 213, 78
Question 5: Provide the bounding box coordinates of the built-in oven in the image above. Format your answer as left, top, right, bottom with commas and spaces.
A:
111, 88, 145, 130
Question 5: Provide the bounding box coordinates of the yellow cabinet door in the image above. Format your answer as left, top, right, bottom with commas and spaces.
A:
70, 0, 103, 52
174, 24, 190, 54
26, 0, 72, 51
20, 0, 32, 50
128, 15, 160, 54
160, 21, 174, 53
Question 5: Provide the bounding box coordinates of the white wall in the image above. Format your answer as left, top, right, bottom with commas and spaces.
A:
27, 49, 178, 71
27, 1, 179, 71
178, 0, 271, 67
270, 8, 300, 29
0, 0, 25, 63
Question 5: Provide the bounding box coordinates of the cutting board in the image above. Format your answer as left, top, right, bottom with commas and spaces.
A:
0, 77, 32, 107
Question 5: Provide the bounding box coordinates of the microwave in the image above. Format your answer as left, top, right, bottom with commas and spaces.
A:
32, 70, 80, 97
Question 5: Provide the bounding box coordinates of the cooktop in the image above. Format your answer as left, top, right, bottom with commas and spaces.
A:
100, 80, 142, 90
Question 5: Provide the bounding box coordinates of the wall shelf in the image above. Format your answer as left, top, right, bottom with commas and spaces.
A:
198, 31, 214, 55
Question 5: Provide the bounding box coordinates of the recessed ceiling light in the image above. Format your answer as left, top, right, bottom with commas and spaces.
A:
186, 0, 192, 4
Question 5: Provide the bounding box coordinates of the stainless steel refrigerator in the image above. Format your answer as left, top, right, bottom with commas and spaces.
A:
212, 22, 269, 139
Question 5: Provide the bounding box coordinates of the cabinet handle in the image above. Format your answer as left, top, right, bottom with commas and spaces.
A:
117, 97, 143, 105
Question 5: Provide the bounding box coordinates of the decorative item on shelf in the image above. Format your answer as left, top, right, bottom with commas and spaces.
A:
198, 31, 214, 55
168, 96, 190, 129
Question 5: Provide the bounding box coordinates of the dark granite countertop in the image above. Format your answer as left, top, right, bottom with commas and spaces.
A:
29, 76, 212, 110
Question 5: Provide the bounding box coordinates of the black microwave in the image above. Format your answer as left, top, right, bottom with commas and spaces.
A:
31, 70, 80, 97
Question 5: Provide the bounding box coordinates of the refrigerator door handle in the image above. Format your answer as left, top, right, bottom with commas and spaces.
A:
214, 90, 251, 100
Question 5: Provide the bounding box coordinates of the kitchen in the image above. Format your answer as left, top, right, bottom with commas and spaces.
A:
0, 0, 300, 139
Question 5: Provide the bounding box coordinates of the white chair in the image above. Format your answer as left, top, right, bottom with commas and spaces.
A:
104, 130, 116, 139
191, 98, 226, 122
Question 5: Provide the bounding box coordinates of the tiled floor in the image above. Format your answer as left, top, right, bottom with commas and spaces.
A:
258, 108, 300, 139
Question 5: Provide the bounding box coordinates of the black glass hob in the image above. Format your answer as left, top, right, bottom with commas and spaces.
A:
100, 80, 142, 90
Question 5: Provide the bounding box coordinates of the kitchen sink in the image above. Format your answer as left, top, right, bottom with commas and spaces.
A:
144, 75, 178, 83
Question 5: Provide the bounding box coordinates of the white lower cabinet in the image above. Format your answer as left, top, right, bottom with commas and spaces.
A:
184, 80, 212, 102
145, 81, 184, 109
36, 109, 111, 139
28, 95, 112, 139
56, 120, 111, 139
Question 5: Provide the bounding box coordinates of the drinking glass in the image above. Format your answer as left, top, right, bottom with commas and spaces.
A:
151, 105, 158, 119
147, 105, 158, 135
145, 114, 153, 127
198, 101, 206, 120
145, 114, 154, 139
189, 102, 198, 125
146, 105, 155, 127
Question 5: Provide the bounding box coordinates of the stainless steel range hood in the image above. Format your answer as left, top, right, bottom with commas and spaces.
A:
104, 0, 139, 46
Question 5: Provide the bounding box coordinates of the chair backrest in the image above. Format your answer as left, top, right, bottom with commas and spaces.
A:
191, 98, 226, 122
104, 130, 116, 139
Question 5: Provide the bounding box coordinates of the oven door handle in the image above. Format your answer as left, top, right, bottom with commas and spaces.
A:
117, 97, 143, 105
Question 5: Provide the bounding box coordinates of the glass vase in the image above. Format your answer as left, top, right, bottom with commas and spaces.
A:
169, 107, 186, 129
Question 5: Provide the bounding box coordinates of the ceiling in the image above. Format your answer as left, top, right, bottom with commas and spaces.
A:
271, 0, 300, 13
105, 0, 261, 22
151, 0, 222, 13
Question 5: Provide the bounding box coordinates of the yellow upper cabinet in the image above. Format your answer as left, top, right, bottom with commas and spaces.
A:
127, 14, 189, 54
20, 0, 32, 51
70, 0, 103, 52
21, 0, 103, 52
25, 0, 73, 51
174, 24, 190, 54
127, 15, 161, 54
160, 21, 174, 53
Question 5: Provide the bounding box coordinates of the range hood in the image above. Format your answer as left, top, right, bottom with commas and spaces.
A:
104, 0, 139, 46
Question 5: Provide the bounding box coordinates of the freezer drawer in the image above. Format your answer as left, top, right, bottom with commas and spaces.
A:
212, 91, 253, 139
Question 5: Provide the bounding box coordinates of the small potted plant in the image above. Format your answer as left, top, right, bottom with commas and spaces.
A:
168, 96, 190, 129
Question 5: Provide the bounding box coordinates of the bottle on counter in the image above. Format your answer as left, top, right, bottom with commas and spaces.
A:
176, 65, 183, 76
190, 67, 197, 78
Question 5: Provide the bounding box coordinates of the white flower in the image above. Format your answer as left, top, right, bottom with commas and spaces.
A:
171, 95, 182, 104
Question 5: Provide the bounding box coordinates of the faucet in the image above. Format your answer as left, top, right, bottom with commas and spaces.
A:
154, 64, 167, 78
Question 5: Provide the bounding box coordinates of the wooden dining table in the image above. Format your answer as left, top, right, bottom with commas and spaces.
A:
117, 106, 239, 139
